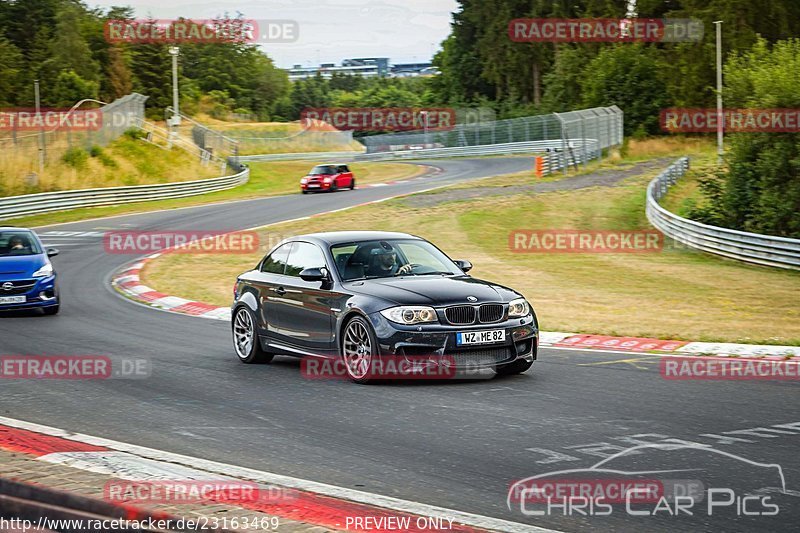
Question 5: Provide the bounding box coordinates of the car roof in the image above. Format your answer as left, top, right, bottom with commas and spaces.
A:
0, 226, 34, 232
294, 231, 422, 246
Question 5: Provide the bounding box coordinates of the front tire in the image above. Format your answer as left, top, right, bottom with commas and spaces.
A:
233, 306, 274, 364
496, 358, 533, 376
42, 305, 59, 316
341, 316, 378, 384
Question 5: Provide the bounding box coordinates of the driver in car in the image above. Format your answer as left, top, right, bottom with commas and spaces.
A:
369, 247, 413, 277
8, 236, 27, 252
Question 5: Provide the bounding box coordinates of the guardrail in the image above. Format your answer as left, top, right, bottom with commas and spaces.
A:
238, 140, 602, 164
354, 139, 599, 162
0, 167, 249, 221
239, 150, 362, 163
646, 157, 800, 270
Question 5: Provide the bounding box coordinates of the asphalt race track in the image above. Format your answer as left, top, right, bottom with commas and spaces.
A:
1, 157, 798, 532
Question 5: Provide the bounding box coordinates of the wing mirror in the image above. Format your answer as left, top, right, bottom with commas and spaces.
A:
454, 259, 472, 272
299, 267, 329, 282
46, 248, 60, 258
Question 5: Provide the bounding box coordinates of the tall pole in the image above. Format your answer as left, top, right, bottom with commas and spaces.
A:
713, 21, 723, 165
34, 80, 44, 173
168, 47, 181, 137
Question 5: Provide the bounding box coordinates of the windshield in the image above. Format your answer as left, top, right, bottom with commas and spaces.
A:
331, 239, 462, 281
0, 230, 42, 257
309, 165, 337, 175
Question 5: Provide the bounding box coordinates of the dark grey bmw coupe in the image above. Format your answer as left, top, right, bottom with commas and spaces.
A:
232, 231, 538, 383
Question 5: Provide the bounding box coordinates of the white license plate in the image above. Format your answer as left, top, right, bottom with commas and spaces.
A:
0, 295, 25, 304
308, 184, 320, 188
456, 329, 505, 345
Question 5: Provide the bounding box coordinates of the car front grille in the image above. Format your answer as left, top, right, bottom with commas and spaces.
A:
449, 347, 513, 367
478, 304, 504, 323
444, 304, 505, 325
445, 305, 476, 325
0, 279, 36, 296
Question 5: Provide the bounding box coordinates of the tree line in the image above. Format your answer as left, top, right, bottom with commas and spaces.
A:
0, 0, 288, 118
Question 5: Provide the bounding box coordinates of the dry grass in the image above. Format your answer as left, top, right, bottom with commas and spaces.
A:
625, 136, 715, 159
144, 161, 800, 345
0, 135, 220, 197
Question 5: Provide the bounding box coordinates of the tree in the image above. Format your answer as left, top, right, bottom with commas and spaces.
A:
581, 44, 667, 135
715, 38, 800, 237
0, 37, 24, 106
49, 69, 99, 107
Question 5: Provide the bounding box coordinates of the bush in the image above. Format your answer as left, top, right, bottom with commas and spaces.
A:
61, 147, 88, 169
123, 128, 145, 140
88, 145, 118, 168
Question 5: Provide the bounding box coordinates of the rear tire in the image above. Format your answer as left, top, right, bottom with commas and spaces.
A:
496, 358, 533, 376
349, 178, 356, 190
233, 306, 274, 364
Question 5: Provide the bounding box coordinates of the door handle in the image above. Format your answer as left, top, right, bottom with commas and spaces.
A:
273, 287, 286, 296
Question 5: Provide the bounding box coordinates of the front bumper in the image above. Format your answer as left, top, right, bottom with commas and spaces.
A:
0, 276, 59, 311
301, 179, 332, 191
367, 311, 538, 370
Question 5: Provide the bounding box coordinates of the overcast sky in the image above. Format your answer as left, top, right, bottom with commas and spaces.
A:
89, 0, 457, 68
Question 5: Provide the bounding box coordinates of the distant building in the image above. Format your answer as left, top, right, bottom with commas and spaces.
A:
390, 62, 434, 77
287, 57, 435, 81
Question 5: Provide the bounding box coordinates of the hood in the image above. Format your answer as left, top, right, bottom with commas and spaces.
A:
346, 275, 520, 306
0, 254, 46, 280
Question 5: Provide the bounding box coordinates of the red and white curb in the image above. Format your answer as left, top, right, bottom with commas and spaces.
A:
0, 416, 555, 533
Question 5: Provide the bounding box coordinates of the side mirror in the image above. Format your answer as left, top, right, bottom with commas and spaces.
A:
299, 267, 329, 282
454, 259, 472, 272
46, 248, 59, 258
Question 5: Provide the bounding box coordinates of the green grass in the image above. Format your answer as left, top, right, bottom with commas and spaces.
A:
144, 149, 800, 346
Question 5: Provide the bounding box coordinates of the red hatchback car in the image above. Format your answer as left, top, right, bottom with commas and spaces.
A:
300, 164, 355, 194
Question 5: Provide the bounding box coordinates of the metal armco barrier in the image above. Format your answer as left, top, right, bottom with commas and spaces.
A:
239, 150, 360, 162
647, 157, 800, 270
0, 167, 249, 221
354, 139, 599, 161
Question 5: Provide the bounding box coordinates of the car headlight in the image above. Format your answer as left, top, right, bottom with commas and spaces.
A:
32, 263, 54, 278
508, 297, 530, 317
300, 177, 308, 184
323, 177, 332, 183
380, 306, 438, 325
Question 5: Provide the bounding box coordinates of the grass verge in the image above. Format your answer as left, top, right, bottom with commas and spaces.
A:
143, 148, 800, 345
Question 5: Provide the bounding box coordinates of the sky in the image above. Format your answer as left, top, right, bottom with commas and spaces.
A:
89, 0, 458, 68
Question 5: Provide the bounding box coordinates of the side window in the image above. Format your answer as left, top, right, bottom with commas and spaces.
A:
285, 242, 327, 277
260, 243, 292, 274
337, 165, 350, 173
